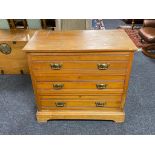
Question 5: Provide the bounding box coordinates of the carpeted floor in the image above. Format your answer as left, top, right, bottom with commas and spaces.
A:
0, 20, 155, 135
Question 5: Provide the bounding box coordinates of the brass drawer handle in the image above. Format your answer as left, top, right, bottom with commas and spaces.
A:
96, 83, 107, 89
95, 102, 106, 107
55, 102, 65, 107
97, 63, 109, 70
53, 83, 64, 90
50, 63, 62, 70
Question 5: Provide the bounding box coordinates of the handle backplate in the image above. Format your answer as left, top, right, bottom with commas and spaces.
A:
53, 83, 64, 90
50, 63, 62, 70
55, 102, 65, 107
95, 102, 106, 107
97, 63, 109, 70
96, 83, 107, 89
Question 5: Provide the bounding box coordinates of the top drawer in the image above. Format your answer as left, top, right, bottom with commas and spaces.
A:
28, 52, 130, 76
29, 52, 130, 61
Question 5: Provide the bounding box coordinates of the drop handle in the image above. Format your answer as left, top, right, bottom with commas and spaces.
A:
50, 63, 62, 70
55, 102, 65, 107
53, 83, 64, 90
95, 102, 106, 107
97, 63, 109, 70
96, 84, 107, 89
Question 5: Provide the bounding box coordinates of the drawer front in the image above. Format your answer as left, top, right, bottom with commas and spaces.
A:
36, 81, 124, 94
30, 53, 129, 75
34, 74, 126, 82
38, 95, 122, 110
31, 61, 128, 71
31, 60, 128, 75
36, 81, 124, 89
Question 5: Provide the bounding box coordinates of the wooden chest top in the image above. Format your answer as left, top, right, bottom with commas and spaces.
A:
23, 30, 137, 52
0, 29, 35, 42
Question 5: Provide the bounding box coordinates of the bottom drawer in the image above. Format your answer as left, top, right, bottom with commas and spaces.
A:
38, 95, 122, 110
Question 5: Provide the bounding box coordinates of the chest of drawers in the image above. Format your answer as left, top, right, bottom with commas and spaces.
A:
23, 30, 137, 123
0, 29, 35, 74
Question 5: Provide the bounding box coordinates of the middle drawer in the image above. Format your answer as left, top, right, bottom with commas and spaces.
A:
36, 81, 124, 94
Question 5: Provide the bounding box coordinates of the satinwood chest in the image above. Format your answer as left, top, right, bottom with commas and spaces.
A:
23, 30, 137, 123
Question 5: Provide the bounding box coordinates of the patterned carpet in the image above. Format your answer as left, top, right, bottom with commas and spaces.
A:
93, 19, 142, 48
124, 28, 143, 48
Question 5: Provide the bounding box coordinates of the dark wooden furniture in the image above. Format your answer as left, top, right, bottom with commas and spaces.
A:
123, 19, 144, 29
7, 19, 28, 29
139, 20, 155, 58
41, 19, 56, 30
23, 30, 137, 123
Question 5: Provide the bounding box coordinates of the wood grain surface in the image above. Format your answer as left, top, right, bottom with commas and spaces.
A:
25, 30, 135, 123
23, 30, 137, 52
